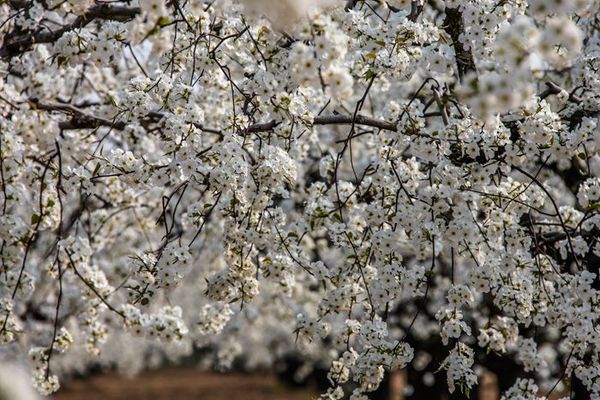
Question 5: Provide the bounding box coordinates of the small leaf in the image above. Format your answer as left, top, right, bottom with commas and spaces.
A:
588, 201, 600, 211
156, 16, 171, 27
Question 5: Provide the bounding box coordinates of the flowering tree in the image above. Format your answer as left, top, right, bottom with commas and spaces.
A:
0, 0, 599, 398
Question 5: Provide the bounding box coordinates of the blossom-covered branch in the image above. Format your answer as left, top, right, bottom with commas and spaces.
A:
0, 0, 599, 399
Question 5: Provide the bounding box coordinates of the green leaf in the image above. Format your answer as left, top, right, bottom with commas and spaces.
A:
31, 214, 40, 225
156, 16, 171, 27
588, 201, 600, 211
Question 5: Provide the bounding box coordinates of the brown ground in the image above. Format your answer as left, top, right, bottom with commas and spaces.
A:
51, 368, 528, 400
53, 368, 316, 400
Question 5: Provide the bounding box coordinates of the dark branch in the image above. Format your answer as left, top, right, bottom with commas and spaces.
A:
443, 6, 476, 81
313, 114, 397, 131
31, 99, 400, 135
1, 4, 140, 59
344, 0, 359, 11
539, 81, 582, 103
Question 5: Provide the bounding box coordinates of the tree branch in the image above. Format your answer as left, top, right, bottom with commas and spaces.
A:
443, 6, 476, 81
1, 4, 140, 59
538, 81, 582, 103
32, 99, 400, 135
313, 114, 397, 131
344, 0, 360, 11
